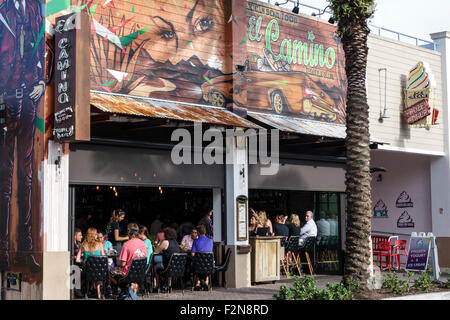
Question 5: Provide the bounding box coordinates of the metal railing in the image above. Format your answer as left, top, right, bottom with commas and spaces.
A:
265, 0, 436, 50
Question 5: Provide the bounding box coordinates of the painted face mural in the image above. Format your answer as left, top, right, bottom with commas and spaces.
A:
84, 0, 230, 104
0, 0, 45, 274
83, 0, 346, 123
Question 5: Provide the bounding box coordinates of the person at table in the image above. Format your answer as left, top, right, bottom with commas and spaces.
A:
316, 212, 331, 245
273, 214, 290, 237
299, 211, 318, 246
100, 232, 113, 252
198, 209, 214, 239
110, 223, 147, 296
248, 210, 261, 237
153, 227, 180, 292
106, 209, 129, 259
287, 214, 301, 237
76, 227, 105, 299
257, 211, 273, 236
73, 228, 83, 265
191, 224, 214, 291
138, 225, 153, 265
180, 227, 198, 253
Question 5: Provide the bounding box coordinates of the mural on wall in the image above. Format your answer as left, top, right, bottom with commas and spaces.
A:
397, 211, 415, 228
79, 0, 346, 123
0, 0, 46, 275
396, 191, 413, 208
373, 200, 388, 218
403, 61, 439, 128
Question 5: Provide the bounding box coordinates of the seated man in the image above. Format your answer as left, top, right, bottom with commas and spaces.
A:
191, 224, 213, 291
299, 211, 318, 246
272, 214, 290, 237
110, 223, 147, 297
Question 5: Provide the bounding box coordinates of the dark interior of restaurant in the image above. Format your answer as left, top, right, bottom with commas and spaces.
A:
73, 185, 213, 241
73, 186, 338, 236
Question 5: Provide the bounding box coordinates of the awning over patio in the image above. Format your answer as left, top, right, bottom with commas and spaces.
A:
90, 90, 260, 129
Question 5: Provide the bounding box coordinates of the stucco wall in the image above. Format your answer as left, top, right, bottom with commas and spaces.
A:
370, 150, 432, 235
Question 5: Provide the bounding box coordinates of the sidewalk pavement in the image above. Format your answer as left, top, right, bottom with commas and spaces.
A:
143, 274, 342, 300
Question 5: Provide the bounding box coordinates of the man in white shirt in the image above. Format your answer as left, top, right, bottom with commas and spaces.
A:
316, 213, 331, 245
299, 211, 317, 246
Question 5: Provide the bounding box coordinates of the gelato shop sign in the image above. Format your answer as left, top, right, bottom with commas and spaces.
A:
403, 62, 439, 127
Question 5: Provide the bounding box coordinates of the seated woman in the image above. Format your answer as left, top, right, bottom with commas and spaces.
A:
257, 211, 274, 236
76, 227, 105, 299
138, 225, 153, 265
248, 209, 262, 237
153, 227, 180, 292
287, 213, 301, 237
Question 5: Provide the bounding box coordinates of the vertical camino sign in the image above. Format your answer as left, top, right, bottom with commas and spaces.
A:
53, 12, 90, 142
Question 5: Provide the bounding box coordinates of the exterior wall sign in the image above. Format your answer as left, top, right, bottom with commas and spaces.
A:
53, 12, 90, 142
396, 191, 413, 208
373, 199, 388, 218
81, 0, 346, 124
397, 211, 415, 228
403, 62, 439, 128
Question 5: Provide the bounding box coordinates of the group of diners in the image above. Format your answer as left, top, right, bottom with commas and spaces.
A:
72, 209, 215, 299
248, 209, 317, 244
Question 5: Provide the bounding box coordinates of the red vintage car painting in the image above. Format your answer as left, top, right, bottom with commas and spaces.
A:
201, 58, 340, 122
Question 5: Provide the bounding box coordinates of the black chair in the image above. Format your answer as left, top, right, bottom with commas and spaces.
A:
281, 236, 302, 277
299, 236, 316, 275
117, 257, 147, 299
213, 248, 231, 287
192, 251, 215, 291
158, 253, 188, 293
84, 256, 109, 299
141, 254, 153, 296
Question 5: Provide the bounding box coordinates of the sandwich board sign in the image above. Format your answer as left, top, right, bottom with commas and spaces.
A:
405, 232, 440, 280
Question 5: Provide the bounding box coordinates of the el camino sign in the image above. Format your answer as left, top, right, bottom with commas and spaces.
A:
53, 12, 90, 142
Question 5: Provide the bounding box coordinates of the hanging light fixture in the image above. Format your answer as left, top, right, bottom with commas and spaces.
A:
292, 1, 299, 14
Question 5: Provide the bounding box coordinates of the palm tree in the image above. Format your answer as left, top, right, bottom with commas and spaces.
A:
328, 0, 376, 290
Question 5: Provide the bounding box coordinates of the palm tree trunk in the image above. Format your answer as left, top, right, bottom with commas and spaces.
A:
342, 23, 372, 289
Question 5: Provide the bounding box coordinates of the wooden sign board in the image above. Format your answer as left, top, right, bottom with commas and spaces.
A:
404, 88, 430, 108
403, 99, 430, 124
53, 12, 90, 142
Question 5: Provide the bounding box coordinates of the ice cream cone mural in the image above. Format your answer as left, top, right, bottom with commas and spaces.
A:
373, 200, 388, 218
404, 61, 439, 128
397, 211, 415, 228
395, 191, 414, 208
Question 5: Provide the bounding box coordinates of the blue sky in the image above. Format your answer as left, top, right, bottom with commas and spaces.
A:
275, 0, 450, 42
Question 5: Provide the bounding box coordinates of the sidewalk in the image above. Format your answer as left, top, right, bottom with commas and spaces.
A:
143, 274, 342, 300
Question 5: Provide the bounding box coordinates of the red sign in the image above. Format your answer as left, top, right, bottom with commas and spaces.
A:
403, 100, 430, 124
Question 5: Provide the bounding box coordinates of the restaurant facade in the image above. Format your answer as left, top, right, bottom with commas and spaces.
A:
0, 0, 449, 300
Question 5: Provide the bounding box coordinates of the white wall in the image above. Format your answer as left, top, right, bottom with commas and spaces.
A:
367, 34, 444, 154
370, 150, 432, 235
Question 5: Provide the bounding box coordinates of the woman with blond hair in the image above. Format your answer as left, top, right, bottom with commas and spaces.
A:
257, 211, 274, 236
287, 213, 301, 237
76, 228, 105, 299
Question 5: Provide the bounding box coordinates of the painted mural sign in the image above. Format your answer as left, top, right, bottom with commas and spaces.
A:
404, 61, 439, 128
405, 236, 430, 272
0, 0, 45, 274
397, 211, 415, 228
80, 0, 346, 124
396, 191, 413, 208
373, 200, 388, 218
